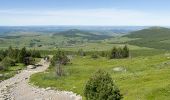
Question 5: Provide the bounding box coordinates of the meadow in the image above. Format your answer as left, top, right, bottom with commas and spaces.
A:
30, 44, 170, 100
1, 27, 170, 100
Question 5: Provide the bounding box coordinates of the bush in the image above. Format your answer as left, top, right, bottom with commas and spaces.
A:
84, 69, 123, 100
24, 57, 35, 65
51, 50, 70, 76
0, 65, 5, 71
0, 57, 16, 70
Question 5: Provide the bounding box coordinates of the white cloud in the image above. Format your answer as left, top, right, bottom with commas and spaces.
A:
0, 8, 170, 26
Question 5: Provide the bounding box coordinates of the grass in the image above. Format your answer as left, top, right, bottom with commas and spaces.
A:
30, 48, 170, 100
0, 57, 41, 81
124, 27, 170, 50
1, 29, 170, 99
0, 63, 25, 81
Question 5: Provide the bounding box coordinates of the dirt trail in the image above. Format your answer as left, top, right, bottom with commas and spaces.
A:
0, 59, 82, 100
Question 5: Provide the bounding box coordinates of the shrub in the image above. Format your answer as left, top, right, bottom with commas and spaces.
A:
0, 57, 16, 70
24, 57, 35, 65
84, 69, 123, 100
51, 49, 70, 76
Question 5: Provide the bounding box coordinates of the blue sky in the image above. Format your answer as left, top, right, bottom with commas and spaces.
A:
0, 0, 170, 26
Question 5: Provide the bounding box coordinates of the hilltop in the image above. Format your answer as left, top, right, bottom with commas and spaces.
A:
124, 27, 170, 50
53, 29, 111, 40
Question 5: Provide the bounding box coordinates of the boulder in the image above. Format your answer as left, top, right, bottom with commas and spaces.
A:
27, 65, 36, 69
0, 74, 3, 77
113, 67, 126, 72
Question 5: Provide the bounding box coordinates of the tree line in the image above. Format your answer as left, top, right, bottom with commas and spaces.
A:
109, 45, 129, 59
77, 45, 129, 59
0, 46, 41, 71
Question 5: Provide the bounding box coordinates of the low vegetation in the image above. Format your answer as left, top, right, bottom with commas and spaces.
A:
125, 27, 170, 50
1, 27, 170, 99
0, 46, 41, 80
84, 69, 122, 100
51, 49, 70, 76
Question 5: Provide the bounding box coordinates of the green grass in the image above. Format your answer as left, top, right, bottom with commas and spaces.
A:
2, 28, 170, 99
125, 27, 170, 50
30, 49, 170, 100
0, 63, 25, 81
0, 57, 41, 81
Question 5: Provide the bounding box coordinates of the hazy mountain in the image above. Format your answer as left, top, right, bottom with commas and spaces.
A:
0, 26, 148, 36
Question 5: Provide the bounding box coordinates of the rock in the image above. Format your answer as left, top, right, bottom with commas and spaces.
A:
0, 74, 3, 77
27, 65, 36, 69
46, 87, 51, 90
113, 67, 126, 72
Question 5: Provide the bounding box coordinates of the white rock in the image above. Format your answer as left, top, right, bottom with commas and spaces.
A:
27, 65, 36, 69
113, 67, 126, 72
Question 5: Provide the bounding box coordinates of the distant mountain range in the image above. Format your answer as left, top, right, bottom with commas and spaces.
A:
0, 26, 148, 36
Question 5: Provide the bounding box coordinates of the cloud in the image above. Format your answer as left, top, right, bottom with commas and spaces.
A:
0, 8, 170, 26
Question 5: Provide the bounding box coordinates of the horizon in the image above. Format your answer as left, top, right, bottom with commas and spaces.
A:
1, 0, 170, 26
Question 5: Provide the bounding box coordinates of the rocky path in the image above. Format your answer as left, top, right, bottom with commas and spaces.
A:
0, 59, 82, 100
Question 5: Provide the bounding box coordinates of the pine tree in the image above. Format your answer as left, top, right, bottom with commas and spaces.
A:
17, 47, 26, 63
123, 45, 129, 58
110, 47, 117, 59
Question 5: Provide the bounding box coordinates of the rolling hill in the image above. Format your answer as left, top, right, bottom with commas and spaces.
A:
53, 29, 111, 40
124, 27, 170, 50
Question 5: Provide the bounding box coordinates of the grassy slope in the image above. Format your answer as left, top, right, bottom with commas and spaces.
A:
0, 63, 25, 81
0, 29, 112, 49
1, 27, 170, 99
30, 48, 170, 100
124, 27, 170, 50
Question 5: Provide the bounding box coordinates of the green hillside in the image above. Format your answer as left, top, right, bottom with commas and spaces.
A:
124, 27, 170, 50
53, 29, 111, 40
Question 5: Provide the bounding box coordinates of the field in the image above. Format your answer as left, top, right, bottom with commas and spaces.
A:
1, 27, 170, 99
30, 44, 170, 100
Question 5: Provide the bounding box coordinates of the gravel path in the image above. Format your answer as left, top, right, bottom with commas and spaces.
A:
0, 59, 82, 100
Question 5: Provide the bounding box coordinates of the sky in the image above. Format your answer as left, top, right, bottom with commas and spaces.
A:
0, 0, 170, 26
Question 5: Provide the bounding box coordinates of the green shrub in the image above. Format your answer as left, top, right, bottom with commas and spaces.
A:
51, 49, 70, 76
24, 57, 35, 65
0, 57, 16, 70
84, 69, 123, 100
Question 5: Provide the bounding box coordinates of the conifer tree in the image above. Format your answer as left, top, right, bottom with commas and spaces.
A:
123, 45, 129, 58
17, 47, 26, 63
